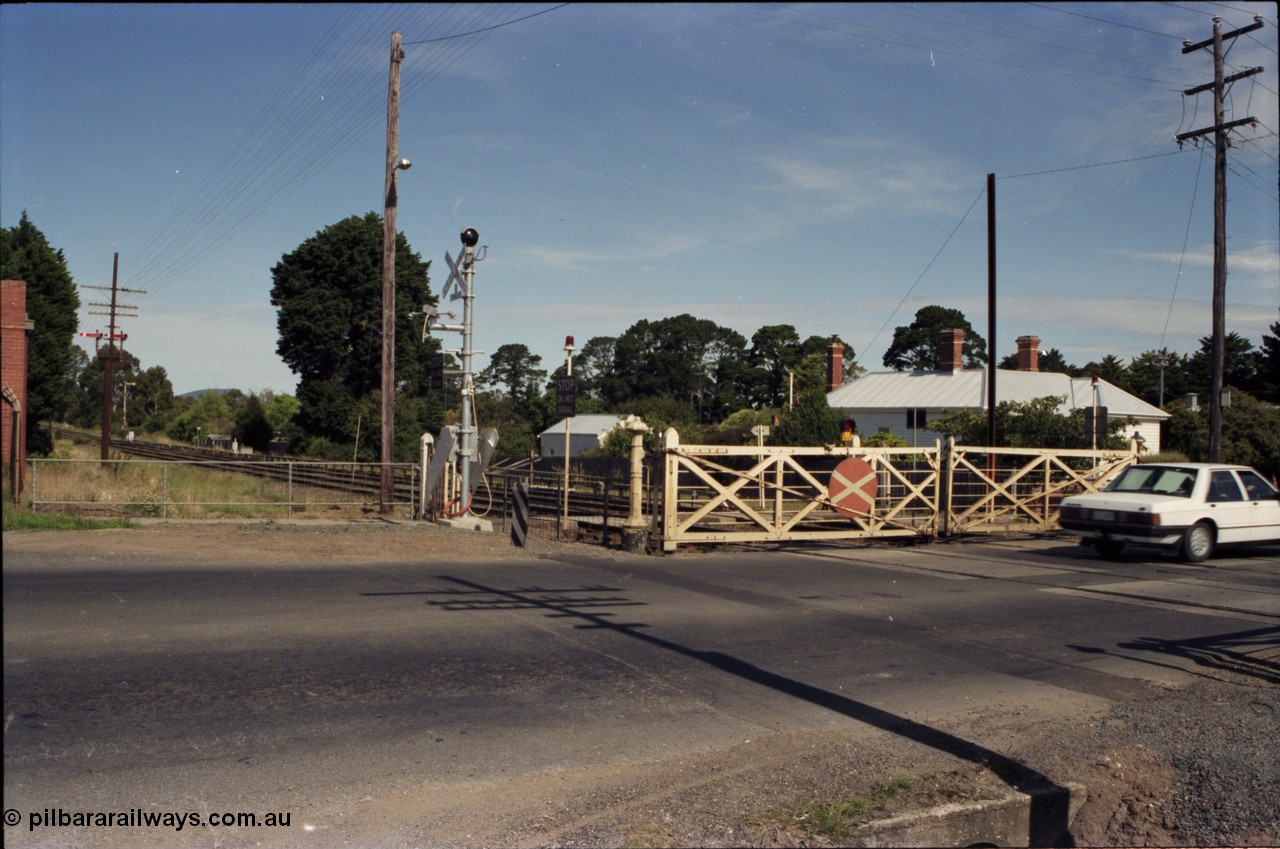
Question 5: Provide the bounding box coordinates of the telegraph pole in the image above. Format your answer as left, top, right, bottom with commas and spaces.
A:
1177, 15, 1264, 462
82, 253, 144, 463
381, 31, 409, 514
986, 171, 997, 448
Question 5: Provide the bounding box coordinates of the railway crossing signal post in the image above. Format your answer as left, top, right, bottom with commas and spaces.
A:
424, 227, 492, 532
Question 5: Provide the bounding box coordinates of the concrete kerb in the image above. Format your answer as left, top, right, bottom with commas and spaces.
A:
853, 781, 1087, 848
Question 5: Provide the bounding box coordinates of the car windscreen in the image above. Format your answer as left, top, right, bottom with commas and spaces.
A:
1105, 466, 1198, 497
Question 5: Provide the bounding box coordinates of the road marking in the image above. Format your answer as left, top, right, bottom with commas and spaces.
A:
1042, 579, 1280, 624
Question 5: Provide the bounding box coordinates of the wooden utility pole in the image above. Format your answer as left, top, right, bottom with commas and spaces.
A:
82, 253, 143, 464
381, 31, 405, 514
1177, 15, 1263, 462
986, 172, 997, 448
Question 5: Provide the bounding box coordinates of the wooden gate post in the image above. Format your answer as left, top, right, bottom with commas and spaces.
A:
938, 437, 953, 537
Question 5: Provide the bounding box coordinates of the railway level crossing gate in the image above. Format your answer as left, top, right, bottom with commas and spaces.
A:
658, 429, 1139, 551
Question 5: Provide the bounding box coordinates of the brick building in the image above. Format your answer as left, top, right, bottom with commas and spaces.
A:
2, 279, 32, 492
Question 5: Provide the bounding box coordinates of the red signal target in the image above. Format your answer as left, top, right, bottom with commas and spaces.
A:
828, 457, 877, 518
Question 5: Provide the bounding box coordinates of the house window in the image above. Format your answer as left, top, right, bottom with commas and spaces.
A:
906, 408, 927, 429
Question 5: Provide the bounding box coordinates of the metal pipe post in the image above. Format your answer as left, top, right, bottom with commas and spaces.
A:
457, 243, 476, 515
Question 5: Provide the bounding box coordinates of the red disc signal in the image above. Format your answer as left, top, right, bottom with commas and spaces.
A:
828, 457, 877, 518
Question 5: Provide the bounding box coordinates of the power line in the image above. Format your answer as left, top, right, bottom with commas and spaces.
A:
727, 3, 1197, 90
860, 186, 986, 367
1025, 3, 1186, 40
999, 149, 1192, 180
404, 3, 566, 45
127, 4, 559, 302
1161, 145, 1208, 352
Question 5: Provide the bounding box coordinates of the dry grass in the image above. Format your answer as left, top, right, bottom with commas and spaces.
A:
25, 438, 384, 520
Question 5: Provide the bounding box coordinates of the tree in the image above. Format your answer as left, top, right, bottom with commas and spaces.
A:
1080, 354, 1130, 391
928, 396, 1132, 449
772, 385, 842, 446
67, 347, 141, 432
270, 212, 436, 455
883, 305, 986, 371
572, 336, 616, 404
1187, 331, 1261, 396
232, 394, 274, 452
0, 212, 81, 454
1259, 315, 1280, 402
479, 343, 546, 411
133, 366, 176, 433
1163, 390, 1280, 480
747, 324, 803, 408
602, 314, 748, 421
1126, 349, 1189, 409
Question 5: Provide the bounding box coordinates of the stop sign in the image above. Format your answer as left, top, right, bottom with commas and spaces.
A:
828, 457, 877, 518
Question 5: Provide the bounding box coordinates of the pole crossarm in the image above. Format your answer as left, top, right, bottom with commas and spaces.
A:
1176, 116, 1258, 144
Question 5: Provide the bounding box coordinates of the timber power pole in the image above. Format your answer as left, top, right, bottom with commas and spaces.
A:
381, 31, 409, 514
1176, 15, 1263, 463
986, 172, 997, 448
82, 252, 144, 464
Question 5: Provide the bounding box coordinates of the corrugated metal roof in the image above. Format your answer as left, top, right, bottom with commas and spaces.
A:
537, 414, 627, 439
827, 369, 1167, 419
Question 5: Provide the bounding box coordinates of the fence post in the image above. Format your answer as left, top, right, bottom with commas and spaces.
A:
288, 463, 294, 518
163, 462, 169, 519
30, 459, 38, 512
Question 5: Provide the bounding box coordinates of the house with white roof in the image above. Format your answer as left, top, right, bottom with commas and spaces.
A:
538, 414, 627, 458
825, 330, 1169, 451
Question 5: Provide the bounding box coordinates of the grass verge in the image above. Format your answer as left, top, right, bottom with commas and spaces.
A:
748, 768, 998, 843
3, 508, 134, 532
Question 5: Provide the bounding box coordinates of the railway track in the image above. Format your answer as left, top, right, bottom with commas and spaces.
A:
55, 428, 634, 523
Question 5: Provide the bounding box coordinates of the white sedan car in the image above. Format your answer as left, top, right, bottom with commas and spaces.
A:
1059, 463, 1280, 562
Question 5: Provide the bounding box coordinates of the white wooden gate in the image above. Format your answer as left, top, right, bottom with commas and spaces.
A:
944, 441, 1137, 534
659, 430, 1140, 551
660, 428, 940, 551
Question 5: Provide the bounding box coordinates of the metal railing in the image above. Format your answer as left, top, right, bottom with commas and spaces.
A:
30, 458, 420, 518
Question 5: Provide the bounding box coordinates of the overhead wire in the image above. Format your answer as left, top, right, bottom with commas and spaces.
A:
125, 4, 566, 303
859, 186, 986, 368
726, 3, 1198, 90
1160, 144, 1208, 353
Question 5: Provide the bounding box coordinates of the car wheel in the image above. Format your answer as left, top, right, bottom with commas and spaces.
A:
1095, 539, 1125, 559
1181, 522, 1214, 563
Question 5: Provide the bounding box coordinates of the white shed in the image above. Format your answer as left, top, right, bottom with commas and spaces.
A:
538, 415, 626, 458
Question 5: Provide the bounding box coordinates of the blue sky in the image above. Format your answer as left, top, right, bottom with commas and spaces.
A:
3, 2, 1277, 397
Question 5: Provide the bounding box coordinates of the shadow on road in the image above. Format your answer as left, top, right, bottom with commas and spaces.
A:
366, 575, 1077, 847
1071, 626, 1280, 686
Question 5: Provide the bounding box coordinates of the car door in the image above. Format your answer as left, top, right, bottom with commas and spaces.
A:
1205, 470, 1252, 544
1235, 469, 1280, 544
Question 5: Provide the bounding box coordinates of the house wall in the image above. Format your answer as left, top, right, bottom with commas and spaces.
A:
847, 410, 946, 447
2, 280, 30, 485
540, 433, 605, 458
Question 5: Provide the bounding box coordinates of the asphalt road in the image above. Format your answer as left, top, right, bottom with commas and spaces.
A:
3, 531, 1277, 847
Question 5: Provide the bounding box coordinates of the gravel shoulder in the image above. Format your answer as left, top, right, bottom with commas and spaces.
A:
5, 521, 1277, 847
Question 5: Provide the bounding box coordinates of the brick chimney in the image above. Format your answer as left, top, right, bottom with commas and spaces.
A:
1015, 335, 1041, 372
938, 328, 965, 372
826, 337, 844, 391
